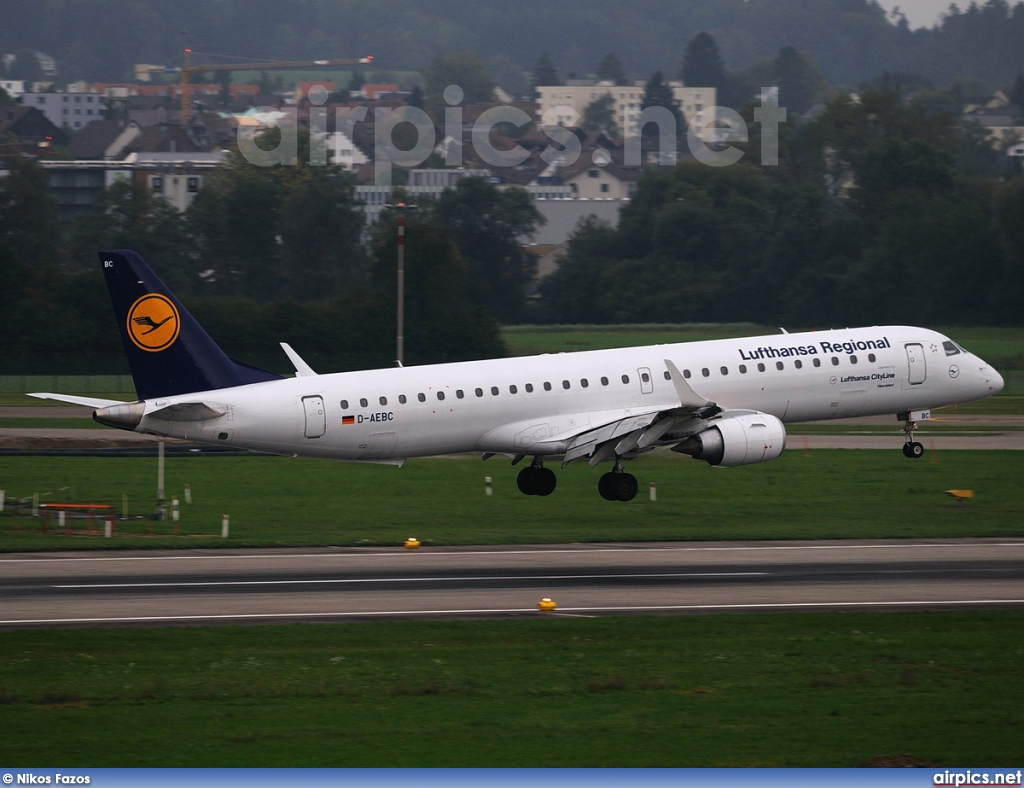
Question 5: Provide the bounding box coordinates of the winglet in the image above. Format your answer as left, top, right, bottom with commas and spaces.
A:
664, 359, 716, 409
280, 343, 318, 377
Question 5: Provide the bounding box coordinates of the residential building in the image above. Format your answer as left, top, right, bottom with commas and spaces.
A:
1, 79, 26, 99
0, 105, 67, 146
536, 80, 717, 140
68, 120, 142, 160
38, 151, 227, 221
20, 91, 106, 131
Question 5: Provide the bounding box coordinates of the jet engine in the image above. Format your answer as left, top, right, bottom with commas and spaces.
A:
672, 412, 786, 467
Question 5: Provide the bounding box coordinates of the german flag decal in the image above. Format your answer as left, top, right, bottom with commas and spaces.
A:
342, 415, 355, 425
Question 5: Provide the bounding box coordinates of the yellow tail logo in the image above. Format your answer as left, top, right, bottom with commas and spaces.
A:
127, 294, 180, 352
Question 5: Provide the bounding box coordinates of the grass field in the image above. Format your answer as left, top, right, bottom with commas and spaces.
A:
1, 450, 1021, 550
1, 611, 1021, 766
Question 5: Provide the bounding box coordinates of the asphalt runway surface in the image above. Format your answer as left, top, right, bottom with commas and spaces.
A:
2, 539, 1022, 628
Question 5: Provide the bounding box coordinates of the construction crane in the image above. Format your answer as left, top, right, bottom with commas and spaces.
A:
135, 50, 374, 122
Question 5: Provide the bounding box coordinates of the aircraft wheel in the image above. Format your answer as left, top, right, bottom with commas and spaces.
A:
902, 443, 914, 458
517, 467, 537, 495
614, 473, 639, 502
534, 467, 557, 496
908, 441, 925, 459
598, 472, 618, 501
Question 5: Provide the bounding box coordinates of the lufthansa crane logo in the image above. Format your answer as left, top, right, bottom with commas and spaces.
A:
127, 294, 180, 352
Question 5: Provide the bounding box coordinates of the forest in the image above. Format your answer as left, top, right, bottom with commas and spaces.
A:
3, 0, 1024, 95
2, 83, 1022, 376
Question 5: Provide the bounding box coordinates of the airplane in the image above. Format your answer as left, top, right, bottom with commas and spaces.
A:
30, 250, 1004, 502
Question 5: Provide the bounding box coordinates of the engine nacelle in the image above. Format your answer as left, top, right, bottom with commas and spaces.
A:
673, 412, 786, 467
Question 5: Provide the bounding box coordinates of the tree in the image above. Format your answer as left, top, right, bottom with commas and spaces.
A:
370, 210, 506, 364
639, 71, 682, 136
1011, 73, 1024, 112
0, 158, 62, 268
596, 53, 627, 85
70, 179, 196, 293
681, 32, 727, 93
774, 46, 825, 117
532, 52, 560, 90
582, 94, 618, 137
424, 51, 495, 117
278, 167, 366, 301
434, 178, 544, 321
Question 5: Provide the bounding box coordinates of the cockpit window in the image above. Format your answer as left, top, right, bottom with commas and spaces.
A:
942, 341, 960, 356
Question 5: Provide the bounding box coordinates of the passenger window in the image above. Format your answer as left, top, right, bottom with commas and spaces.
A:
509, 385, 518, 394
621, 375, 629, 384
581, 379, 589, 388
601, 377, 609, 386
379, 396, 387, 406
868, 353, 876, 363
456, 390, 464, 399
398, 395, 407, 404
491, 386, 499, 396
562, 380, 570, 390
813, 358, 821, 367
850, 355, 858, 364
757, 363, 766, 372
720, 366, 728, 376
359, 398, 368, 407
525, 383, 534, 393
340, 399, 349, 409
776, 361, 784, 370
475, 388, 483, 398
544, 382, 552, 391
683, 369, 691, 379
794, 360, 802, 369
437, 391, 445, 401
663, 371, 671, 380
739, 365, 747, 374
702, 368, 710, 377
831, 357, 839, 366
641, 372, 650, 383
417, 393, 426, 402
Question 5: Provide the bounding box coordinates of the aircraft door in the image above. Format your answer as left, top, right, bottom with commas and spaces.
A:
302, 395, 326, 438
638, 367, 654, 394
905, 343, 926, 385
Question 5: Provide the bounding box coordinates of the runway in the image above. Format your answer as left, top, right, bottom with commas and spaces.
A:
1, 539, 1023, 628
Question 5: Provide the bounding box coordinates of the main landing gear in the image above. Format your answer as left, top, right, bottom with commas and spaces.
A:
598, 461, 639, 502
900, 414, 925, 459
517, 460, 557, 496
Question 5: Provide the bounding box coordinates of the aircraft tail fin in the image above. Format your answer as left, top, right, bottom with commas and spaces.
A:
99, 250, 282, 400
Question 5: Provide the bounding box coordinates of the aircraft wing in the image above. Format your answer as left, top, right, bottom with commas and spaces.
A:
27, 393, 125, 408
522, 359, 722, 467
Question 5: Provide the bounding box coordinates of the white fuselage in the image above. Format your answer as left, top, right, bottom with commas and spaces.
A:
129, 326, 1003, 463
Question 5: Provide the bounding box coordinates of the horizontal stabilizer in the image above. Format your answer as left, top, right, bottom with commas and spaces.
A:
148, 402, 227, 422
27, 393, 123, 409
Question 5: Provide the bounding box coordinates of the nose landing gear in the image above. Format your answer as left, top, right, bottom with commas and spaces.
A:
899, 411, 926, 459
